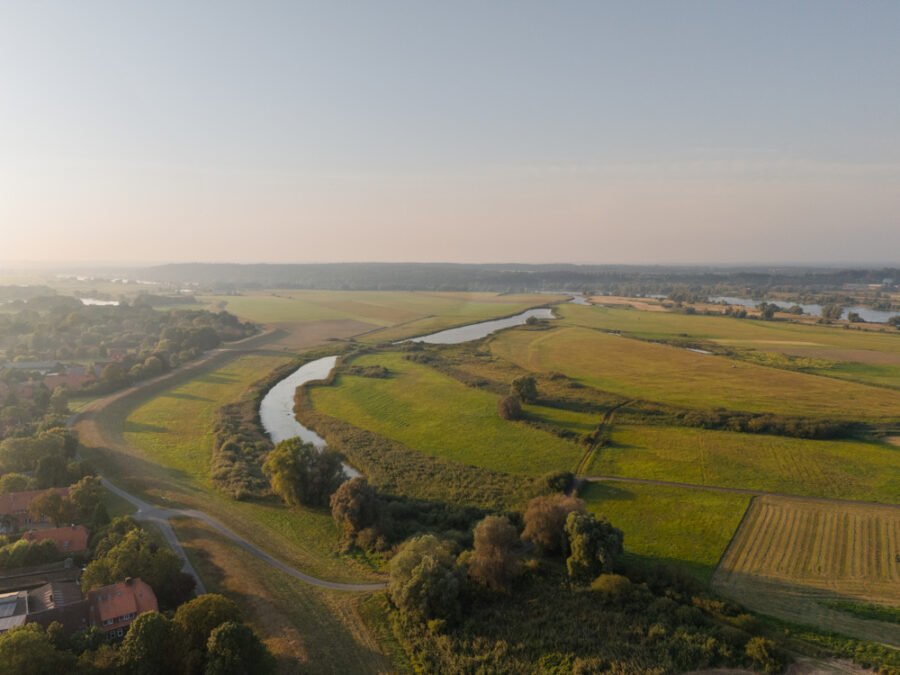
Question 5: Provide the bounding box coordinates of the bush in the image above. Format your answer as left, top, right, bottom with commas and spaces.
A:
521, 494, 585, 555
497, 396, 522, 421
390, 535, 464, 622
467, 516, 520, 590
744, 636, 783, 673
589, 573, 631, 599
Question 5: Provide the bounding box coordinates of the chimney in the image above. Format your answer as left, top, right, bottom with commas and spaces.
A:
125, 577, 133, 586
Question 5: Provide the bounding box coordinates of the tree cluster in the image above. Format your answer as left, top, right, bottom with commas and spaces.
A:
262, 438, 345, 508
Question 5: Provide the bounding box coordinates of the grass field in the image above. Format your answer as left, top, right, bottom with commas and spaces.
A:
172, 518, 390, 674
490, 324, 900, 421
581, 481, 751, 583
198, 290, 562, 341
712, 496, 900, 646
308, 352, 584, 475
587, 425, 900, 504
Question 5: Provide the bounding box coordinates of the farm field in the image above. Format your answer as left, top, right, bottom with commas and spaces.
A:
490, 324, 900, 420
712, 496, 900, 646
199, 289, 562, 343
581, 481, 751, 583
586, 424, 900, 504
308, 352, 585, 475
560, 303, 900, 354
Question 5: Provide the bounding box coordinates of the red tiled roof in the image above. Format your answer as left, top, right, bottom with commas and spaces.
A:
43, 374, 96, 390
87, 578, 158, 631
22, 525, 89, 553
0, 488, 70, 518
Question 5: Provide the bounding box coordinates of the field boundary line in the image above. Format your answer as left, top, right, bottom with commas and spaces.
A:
580, 475, 900, 509
712, 495, 758, 580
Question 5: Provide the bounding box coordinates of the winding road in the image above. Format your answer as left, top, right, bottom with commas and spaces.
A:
68, 332, 387, 594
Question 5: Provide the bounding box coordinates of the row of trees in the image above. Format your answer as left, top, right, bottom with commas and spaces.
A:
0, 593, 274, 675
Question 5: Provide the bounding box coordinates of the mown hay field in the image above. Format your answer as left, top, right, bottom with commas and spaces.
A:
560, 303, 900, 354
581, 481, 751, 583
712, 496, 900, 646
490, 324, 900, 421
587, 425, 900, 504
308, 352, 584, 475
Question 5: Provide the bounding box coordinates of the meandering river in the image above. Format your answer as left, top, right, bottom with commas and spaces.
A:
258, 306, 559, 468
710, 296, 898, 324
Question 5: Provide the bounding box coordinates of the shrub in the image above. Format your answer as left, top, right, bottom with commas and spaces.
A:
389, 535, 464, 622
497, 396, 522, 421
467, 515, 520, 590
521, 494, 585, 555
589, 573, 631, 599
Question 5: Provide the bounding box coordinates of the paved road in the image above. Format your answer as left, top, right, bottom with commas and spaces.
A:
69, 336, 387, 593
579, 475, 900, 509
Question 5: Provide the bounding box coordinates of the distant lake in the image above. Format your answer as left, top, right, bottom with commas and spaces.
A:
710, 296, 898, 324
80, 298, 119, 306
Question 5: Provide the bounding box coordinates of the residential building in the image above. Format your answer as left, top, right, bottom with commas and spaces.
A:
0, 487, 70, 533
22, 525, 89, 554
87, 578, 158, 641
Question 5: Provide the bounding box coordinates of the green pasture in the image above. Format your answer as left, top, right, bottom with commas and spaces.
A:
588, 425, 900, 504
560, 303, 900, 354
309, 352, 584, 475
581, 480, 750, 583
198, 289, 562, 334
490, 325, 900, 421
116, 352, 377, 583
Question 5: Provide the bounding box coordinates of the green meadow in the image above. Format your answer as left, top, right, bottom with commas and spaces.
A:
589, 425, 900, 504
490, 324, 900, 421
308, 352, 584, 475
581, 481, 751, 583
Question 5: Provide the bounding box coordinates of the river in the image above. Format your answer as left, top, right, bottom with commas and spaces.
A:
258, 306, 559, 468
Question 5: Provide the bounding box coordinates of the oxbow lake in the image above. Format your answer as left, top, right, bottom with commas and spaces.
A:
709, 296, 898, 324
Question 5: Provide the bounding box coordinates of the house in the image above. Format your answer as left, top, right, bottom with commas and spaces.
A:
0, 590, 28, 633
43, 373, 97, 390
87, 578, 158, 641
0, 487, 71, 533
22, 525, 89, 554
23, 581, 89, 635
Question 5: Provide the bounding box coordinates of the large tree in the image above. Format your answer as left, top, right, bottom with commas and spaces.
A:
205, 621, 275, 675
564, 511, 624, 585
118, 612, 185, 675
28, 490, 78, 527
510, 376, 538, 403
389, 535, 463, 622
173, 593, 242, 656
521, 494, 585, 555
467, 515, 520, 590
0, 624, 75, 674
262, 438, 345, 507
330, 476, 379, 539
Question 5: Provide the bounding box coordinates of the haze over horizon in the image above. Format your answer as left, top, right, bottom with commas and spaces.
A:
2, 1, 898, 266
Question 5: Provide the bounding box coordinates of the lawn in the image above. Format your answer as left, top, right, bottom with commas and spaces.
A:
490, 324, 900, 421
588, 425, 900, 504
308, 352, 584, 475
580, 481, 750, 583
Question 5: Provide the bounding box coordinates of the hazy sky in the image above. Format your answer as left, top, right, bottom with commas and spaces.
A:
1, 1, 898, 265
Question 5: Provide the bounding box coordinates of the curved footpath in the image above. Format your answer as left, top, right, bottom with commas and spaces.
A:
68, 334, 387, 594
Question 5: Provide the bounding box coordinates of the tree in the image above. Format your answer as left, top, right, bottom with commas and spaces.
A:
0, 623, 76, 674
389, 535, 463, 621
101, 362, 128, 388
28, 490, 78, 526
756, 302, 777, 320
821, 304, 843, 321
49, 387, 68, 415
35, 454, 70, 489
510, 376, 538, 403
467, 515, 520, 590
0, 472, 34, 493
888, 315, 900, 328
262, 438, 345, 507
69, 475, 103, 520
173, 594, 242, 656
118, 612, 185, 674
847, 311, 864, 323
564, 511, 624, 585
330, 477, 379, 540
205, 621, 275, 675
497, 395, 522, 421
521, 494, 585, 555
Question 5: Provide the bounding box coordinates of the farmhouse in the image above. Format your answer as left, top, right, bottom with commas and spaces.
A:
87, 578, 158, 641
0, 487, 71, 533
22, 525, 89, 554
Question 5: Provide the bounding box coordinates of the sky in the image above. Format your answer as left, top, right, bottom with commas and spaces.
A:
1, 1, 898, 266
